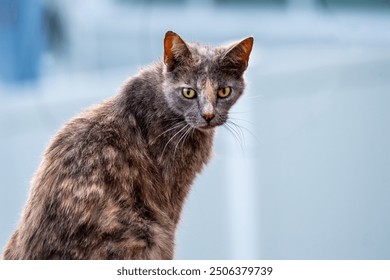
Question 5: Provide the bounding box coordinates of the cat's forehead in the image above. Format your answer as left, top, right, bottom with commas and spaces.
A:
167, 41, 238, 86
187, 42, 224, 65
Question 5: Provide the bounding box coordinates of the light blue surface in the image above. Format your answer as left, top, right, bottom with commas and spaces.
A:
1, 1, 390, 259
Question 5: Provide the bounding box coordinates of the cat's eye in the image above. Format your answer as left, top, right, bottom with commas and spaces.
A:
182, 88, 197, 99
217, 87, 232, 98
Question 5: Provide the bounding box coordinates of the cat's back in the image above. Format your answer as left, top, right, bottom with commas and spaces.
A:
3, 96, 172, 259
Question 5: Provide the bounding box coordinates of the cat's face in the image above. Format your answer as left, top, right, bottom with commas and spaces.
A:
162, 31, 253, 130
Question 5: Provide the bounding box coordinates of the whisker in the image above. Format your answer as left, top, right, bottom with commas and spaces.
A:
161, 123, 188, 155
159, 122, 184, 137
227, 120, 246, 142
151, 121, 186, 144
184, 127, 193, 145
224, 122, 244, 152
162, 116, 185, 122
226, 122, 245, 149
182, 126, 193, 146
228, 116, 255, 125
173, 125, 192, 158
227, 119, 258, 141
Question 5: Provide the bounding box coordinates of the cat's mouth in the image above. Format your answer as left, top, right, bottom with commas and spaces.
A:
186, 116, 226, 130
198, 124, 215, 130
196, 122, 222, 130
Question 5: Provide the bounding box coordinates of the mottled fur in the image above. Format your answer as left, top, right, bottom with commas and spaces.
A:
3, 31, 253, 259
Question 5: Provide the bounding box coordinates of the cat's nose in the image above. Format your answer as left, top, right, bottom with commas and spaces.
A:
202, 112, 215, 122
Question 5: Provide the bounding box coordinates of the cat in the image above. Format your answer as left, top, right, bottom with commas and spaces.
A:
2, 31, 253, 259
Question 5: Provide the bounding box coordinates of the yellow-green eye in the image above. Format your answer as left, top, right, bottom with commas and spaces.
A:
182, 88, 197, 99
217, 87, 232, 98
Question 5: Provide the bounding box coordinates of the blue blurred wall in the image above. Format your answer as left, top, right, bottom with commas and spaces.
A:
0, 0, 44, 83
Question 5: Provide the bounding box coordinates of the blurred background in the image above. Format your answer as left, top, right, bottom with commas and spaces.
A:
1, 0, 390, 259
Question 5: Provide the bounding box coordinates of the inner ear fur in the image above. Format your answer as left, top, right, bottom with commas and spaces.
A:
164, 31, 192, 71
221, 37, 254, 73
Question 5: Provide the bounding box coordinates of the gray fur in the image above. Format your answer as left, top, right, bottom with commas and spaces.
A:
2, 31, 253, 259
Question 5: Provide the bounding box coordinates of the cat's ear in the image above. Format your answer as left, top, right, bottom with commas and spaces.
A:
164, 31, 192, 71
221, 37, 254, 73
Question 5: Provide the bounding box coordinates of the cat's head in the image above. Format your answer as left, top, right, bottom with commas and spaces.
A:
162, 31, 253, 130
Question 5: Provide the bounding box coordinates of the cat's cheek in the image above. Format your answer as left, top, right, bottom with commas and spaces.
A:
223, 94, 242, 110
162, 93, 182, 115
